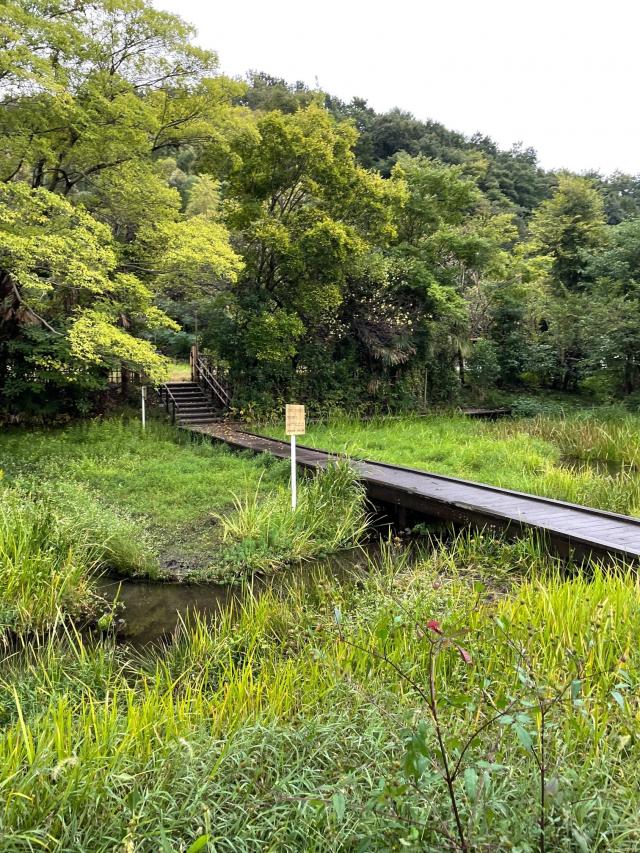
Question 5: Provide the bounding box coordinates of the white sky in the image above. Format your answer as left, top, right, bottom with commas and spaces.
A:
155, 0, 640, 176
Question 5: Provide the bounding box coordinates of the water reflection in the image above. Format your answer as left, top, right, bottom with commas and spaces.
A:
95, 547, 375, 648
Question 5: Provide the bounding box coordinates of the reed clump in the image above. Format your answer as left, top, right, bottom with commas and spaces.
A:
493, 412, 640, 468
213, 462, 369, 577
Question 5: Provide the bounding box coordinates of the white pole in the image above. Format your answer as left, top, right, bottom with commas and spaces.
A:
141, 386, 146, 430
291, 434, 297, 510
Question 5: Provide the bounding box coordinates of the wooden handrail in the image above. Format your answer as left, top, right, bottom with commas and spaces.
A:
158, 384, 178, 424
194, 355, 231, 408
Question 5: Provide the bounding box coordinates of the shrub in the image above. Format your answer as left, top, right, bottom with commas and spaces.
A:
509, 397, 564, 418
466, 339, 501, 395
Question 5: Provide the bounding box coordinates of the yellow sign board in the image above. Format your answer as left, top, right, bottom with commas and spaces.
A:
285, 404, 306, 436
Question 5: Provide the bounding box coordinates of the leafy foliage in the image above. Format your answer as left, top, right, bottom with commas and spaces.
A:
3, 0, 640, 418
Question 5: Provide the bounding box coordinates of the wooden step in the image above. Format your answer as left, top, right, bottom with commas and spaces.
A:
162, 378, 226, 425
178, 414, 219, 423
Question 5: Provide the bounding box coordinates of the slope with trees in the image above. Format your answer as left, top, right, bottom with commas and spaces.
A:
2, 0, 640, 420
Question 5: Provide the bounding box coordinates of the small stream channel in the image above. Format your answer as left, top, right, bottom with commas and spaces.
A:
95, 548, 378, 648
93, 457, 634, 648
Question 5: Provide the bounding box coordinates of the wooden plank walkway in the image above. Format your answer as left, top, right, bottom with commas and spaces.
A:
189, 423, 640, 563
460, 406, 512, 419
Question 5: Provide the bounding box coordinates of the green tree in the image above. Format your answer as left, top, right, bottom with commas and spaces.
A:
466, 338, 501, 397
579, 217, 640, 394
529, 175, 607, 291
1, 0, 244, 416
587, 171, 640, 225
0, 182, 174, 411
0, 0, 229, 191
390, 154, 517, 396
208, 104, 405, 399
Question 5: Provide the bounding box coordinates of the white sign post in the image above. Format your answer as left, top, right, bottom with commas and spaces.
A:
141, 385, 147, 430
285, 404, 305, 510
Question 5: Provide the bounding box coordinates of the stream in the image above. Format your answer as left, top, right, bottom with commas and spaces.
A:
94, 456, 635, 649
95, 547, 377, 648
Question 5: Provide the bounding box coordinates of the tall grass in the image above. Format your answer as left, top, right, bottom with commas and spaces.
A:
212, 462, 369, 578
275, 414, 640, 516
494, 412, 640, 468
2, 414, 640, 845
0, 492, 101, 639
1, 533, 639, 849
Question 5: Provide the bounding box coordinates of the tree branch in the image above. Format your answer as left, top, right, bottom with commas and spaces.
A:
10, 281, 63, 336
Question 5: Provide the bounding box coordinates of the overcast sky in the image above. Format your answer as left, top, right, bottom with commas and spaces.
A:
155, 0, 639, 176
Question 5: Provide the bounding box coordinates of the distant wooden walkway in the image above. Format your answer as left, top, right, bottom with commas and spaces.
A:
189, 423, 640, 563
460, 406, 512, 419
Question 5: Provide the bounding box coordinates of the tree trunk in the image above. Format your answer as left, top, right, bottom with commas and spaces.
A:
0, 271, 19, 402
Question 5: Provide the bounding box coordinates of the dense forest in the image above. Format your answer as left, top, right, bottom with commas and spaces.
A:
2, 0, 640, 419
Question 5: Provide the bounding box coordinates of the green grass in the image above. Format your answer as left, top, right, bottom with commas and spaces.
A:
263, 413, 640, 516
0, 418, 290, 579
212, 462, 369, 578
0, 491, 100, 640
495, 410, 640, 467
1, 533, 639, 850
0, 418, 285, 530
0, 418, 369, 632
2, 411, 640, 847
166, 360, 192, 382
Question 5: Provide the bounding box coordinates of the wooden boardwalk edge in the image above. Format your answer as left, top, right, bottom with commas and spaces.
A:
186, 423, 640, 563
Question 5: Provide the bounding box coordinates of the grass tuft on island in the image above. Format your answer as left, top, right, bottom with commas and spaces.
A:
212, 461, 369, 579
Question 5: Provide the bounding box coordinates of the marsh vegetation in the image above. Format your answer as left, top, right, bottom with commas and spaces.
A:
1, 533, 639, 850
2, 0, 640, 846
1, 410, 639, 849
273, 411, 640, 516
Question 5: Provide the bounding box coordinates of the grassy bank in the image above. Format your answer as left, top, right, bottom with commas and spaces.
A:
1, 533, 639, 850
266, 413, 640, 516
0, 491, 101, 640
2, 414, 639, 847
0, 417, 368, 635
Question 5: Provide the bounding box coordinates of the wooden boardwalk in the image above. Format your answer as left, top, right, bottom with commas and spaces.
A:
190, 423, 640, 563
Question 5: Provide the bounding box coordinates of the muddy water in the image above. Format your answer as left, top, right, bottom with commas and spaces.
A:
95, 576, 240, 647
96, 548, 376, 648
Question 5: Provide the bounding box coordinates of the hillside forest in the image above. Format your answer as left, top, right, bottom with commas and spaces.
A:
2, 0, 640, 419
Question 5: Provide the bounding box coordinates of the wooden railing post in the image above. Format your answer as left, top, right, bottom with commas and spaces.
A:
190, 344, 198, 382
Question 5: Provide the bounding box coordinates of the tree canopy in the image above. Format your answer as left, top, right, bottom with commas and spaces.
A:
2, 0, 640, 418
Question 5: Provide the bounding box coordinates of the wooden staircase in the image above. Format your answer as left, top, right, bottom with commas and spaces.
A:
160, 382, 222, 425
160, 349, 232, 426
